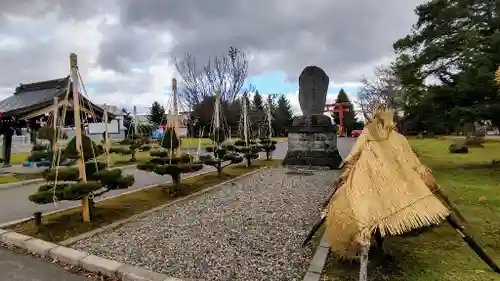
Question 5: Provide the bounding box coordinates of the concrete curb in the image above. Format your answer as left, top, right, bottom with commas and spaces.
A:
0, 167, 268, 281
0, 229, 183, 281
0, 167, 217, 229
0, 178, 45, 190
60, 166, 268, 246
0, 164, 138, 190
303, 232, 331, 281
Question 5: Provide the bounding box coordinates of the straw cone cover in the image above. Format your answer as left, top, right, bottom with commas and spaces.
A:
325, 107, 450, 259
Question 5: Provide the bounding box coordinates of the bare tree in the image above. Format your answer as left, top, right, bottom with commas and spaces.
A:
358, 65, 405, 120
175, 47, 249, 108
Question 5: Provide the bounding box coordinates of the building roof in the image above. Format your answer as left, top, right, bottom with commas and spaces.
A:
0, 77, 69, 117
0, 76, 113, 119
101, 104, 125, 116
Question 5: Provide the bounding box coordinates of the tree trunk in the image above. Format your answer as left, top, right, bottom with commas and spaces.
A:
172, 174, 181, 186
131, 149, 137, 162
217, 163, 223, 176
88, 198, 95, 220
171, 173, 181, 194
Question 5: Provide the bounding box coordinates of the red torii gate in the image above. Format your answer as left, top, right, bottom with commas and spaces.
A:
325, 102, 350, 136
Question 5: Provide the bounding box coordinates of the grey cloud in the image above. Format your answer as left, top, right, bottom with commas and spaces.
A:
0, 0, 428, 108
0, 38, 68, 88
105, 0, 426, 82
0, 0, 115, 22
97, 25, 164, 73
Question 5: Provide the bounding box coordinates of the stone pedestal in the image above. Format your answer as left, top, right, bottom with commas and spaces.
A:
282, 115, 342, 169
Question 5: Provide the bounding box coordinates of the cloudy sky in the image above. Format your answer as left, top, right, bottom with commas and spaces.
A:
0, 0, 424, 115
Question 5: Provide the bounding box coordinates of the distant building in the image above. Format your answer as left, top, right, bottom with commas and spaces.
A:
0, 76, 111, 163
84, 105, 126, 140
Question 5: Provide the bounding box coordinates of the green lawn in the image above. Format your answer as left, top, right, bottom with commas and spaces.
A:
180, 137, 214, 149
10, 152, 30, 165
322, 137, 500, 281
0, 176, 23, 184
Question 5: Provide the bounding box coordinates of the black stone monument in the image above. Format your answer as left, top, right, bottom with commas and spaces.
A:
282, 66, 343, 169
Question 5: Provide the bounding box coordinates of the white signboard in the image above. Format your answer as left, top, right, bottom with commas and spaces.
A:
88, 119, 120, 134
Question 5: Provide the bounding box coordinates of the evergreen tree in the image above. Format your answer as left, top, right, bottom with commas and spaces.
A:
251, 90, 265, 137
393, 0, 500, 132
137, 127, 203, 193
275, 95, 293, 136
147, 101, 166, 127
331, 89, 357, 135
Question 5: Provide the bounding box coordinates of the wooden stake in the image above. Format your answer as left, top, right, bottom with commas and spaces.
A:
103, 103, 110, 167
70, 53, 90, 223
359, 245, 370, 281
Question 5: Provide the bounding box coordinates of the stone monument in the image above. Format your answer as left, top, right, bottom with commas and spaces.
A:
282, 66, 343, 169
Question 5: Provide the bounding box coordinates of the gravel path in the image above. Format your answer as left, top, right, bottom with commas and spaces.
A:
71, 167, 339, 281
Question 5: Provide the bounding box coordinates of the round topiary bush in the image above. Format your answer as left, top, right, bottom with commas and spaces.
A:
200, 146, 244, 176
137, 128, 203, 193
258, 138, 277, 160
109, 147, 132, 155
232, 139, 262, 167
111, 135, 151, 162
64, 135, 104, 161
449, 143, 469, 154
29, 167, 134, 204
29, 135, 136, 221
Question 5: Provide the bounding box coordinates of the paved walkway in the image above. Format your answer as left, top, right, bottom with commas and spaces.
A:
0, 141, 293, 224
0, 138, 355, 281
0, 247, 90, 281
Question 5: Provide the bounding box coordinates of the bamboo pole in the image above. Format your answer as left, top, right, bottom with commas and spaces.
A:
52, 97, 58, 153
243, 96, 249, 146
267, 100, 272, 140
103, 103, 110, 167
172, 78, 180, 155
133, 105, 138, 136
70, 53, 90, 222
214, 90, 221, 129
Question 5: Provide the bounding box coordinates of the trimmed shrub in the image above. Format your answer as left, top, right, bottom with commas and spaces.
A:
137, 128, 203, 193
29, 136, 135, 221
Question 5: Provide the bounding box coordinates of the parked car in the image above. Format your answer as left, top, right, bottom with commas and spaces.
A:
351, 130, 362, 137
